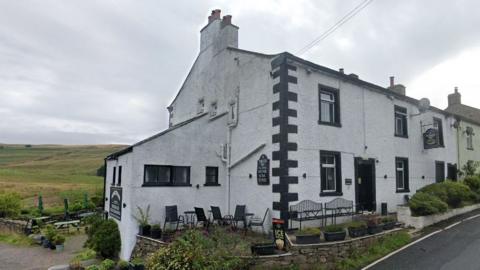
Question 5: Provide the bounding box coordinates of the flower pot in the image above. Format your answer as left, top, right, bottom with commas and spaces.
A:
251, 243, 276, 256
55, 244, 64, 252
139, 225, 151, 236
49, 243, 56, 250
42, 239, 50, 248
151, 228, 162, 239
383, 221, 396, 230
368, 224, 383, 235
296, 234, 321, 244
348, 227, 367, 238
324, 231, 346, 242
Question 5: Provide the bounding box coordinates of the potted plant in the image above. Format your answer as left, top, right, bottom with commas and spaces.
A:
295, 227, 321, 244
251, 242, 276, 256
54, 234, 66, 252
42, 224, 57, 249
381, 217, 396, 230
347, 221, 368, 238
130, 258, 145, 270
323, 224, 346, 242
133, 205, 151, 236
150, 224, 162, 239
366, 215, 383, 234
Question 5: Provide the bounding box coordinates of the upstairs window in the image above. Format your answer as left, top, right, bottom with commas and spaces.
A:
318, 85, 340, 126
143, 165, 190, 186
118, 166, 122, 186
394, 105, 408, 137
467, 127, 474, 150
205, 166, 219, 186
112, 167, 116, 185
395, 157, 409, 192
320, 151, 342, 196
197, 98, 205, 114
433, 118, 444, 147
210, 101, 218, 118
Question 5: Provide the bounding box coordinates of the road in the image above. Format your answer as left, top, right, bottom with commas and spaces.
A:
370, 215, 480, 270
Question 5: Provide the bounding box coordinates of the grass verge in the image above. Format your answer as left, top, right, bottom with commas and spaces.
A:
335, 231, 411, 270
0, 232, 35, 246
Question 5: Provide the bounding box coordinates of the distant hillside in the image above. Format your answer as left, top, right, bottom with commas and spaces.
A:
0, 144, 126, 208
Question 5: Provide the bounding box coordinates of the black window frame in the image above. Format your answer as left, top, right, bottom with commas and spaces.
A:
143, 165, 191, 187
118, 166, 122, 186
204, 166, 220, 186
320, 150, 342, 196
112, 166, 116, 186
466, 127, 474, 150
318, 85, 341, 127
395, 157, 409, 193
433, 117, 444, 147
435, 161, 445, 183
394, 105, 408, 138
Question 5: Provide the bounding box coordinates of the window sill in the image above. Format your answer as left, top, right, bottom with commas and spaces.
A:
142, 183, 192, 187
394, 134, 408, 139
320, 191, 343, 197
467, 147, 474, 151
396, 189, 410, 193
204, 183, 221, 187
318, 121, 342, 128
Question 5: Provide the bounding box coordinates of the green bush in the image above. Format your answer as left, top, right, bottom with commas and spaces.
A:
346, 221, 367, 229
418, 181, 475, 208
409, 192, 448, 216
86, 219, 121, 259
146, 230, 245, 270
116, 260, 130, 270
99, 259, 115, 270
0, 192, 22, 218
464, 176, 480, 194
86, 265, 99, 270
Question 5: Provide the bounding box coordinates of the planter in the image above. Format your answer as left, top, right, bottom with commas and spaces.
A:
55, 244, 64, 252
42, 239, 50, 248
295, 234, 321, 244
348, 227, 367, 238
139, 225, 151, 237
367, 224, 383, 235
49, 243, 56, 250
383, 221, 396, 230
324, 231, 346, 242
251, 243, 276, 256
151, 228, 162, 239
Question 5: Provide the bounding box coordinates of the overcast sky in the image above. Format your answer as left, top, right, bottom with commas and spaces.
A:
1, 0, 479, 145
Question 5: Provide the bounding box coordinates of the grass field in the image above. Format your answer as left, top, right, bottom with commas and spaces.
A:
0, 144, 125, 209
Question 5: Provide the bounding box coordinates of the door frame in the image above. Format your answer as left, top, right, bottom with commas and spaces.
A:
354, 157, 377, 212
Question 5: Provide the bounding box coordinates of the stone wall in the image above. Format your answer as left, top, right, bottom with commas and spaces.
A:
0, 218, 26, 234
130, 235, 168, 259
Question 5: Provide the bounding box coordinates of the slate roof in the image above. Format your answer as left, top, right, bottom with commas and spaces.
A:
446, 104, 480, 125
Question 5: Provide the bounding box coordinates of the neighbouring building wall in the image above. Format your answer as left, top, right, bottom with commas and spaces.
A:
457, 120, 480, 175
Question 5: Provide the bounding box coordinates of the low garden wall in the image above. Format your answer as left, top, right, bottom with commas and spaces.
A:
398, 203, 480, 229
0, 218, 26, 234
130, 235, 168, 259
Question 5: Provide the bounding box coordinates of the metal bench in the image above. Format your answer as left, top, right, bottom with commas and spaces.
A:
324, 198, 354, 225
288, 200, 325, 230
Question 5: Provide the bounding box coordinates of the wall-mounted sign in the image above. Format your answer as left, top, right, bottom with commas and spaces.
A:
423, 128, 439, 149
109, 186, 122, 220
257, 154, 270, 185
345, 178, 352, 185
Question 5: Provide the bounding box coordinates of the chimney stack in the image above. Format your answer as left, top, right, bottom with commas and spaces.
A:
208, 9, 222, 23
339, 68, 344, 74
200, 9, 238, 53
390, 76, 395, 88
388, 76, 406, 95
448, 86, 462, 106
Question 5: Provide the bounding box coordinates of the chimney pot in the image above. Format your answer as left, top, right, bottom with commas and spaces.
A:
454, 86, 458, 93
448, 87, 461, 106
390, 76, 395, 87
339, 68, 344, 74
222, 15, 232, 26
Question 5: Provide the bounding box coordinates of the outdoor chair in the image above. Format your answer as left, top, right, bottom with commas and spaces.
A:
211, 206, 230, 226
249, 208, 269, 234
194, 207, 211, 229
163, 205, 185, 231
226, 205, 247, 230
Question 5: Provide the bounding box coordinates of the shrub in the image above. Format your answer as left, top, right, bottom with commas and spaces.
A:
409, 192, 448, 216
297, 227, 321, 236
86, 265, 99, 270
146, 229, 245, 270
99, 259, 115, 270
86, 219, 121, 259
418, 183, 448, 202
0, 192, 22, 218
54, 234, 66, 245
43, 224, 57, 242
117, 260, 130, 270
442, 181, 475, 207
464, 176, 480, 194
324, 224, 344, 233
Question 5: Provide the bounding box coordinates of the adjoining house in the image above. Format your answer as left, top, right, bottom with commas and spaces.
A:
445, 88, 480, 174
103, 10, 477, 260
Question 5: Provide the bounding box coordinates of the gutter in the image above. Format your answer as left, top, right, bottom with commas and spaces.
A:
102, 158, 107, 211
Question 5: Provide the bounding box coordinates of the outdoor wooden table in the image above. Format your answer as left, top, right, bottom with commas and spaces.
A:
54, 220, 80, 232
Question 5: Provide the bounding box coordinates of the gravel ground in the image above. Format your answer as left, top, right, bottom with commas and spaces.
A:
0, 234, 87, 270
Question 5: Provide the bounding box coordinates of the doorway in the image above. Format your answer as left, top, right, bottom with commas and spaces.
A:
354, 158, 376, 212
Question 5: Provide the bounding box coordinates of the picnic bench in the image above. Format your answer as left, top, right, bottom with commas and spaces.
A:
54, 220, 80, 232
324, 198, 354, 225
289, 200, 325, 230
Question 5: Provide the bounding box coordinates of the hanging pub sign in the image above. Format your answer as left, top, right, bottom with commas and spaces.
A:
257, 154, 270, 185
109, 186, 123, 220
423, 128, 439, 149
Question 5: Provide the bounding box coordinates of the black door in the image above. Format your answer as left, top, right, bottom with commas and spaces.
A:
435, 161, 445, 183
355, 158, 376, 212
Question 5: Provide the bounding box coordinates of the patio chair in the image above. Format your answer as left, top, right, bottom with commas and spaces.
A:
226, 205, 247, 230
211, 206, 229, 226
194, 207, 211, 229
249, 208, 269, 234
163, 205, 185, 231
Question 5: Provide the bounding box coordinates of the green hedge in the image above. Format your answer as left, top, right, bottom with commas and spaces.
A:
417, 181, 474, 208
409, 192, 448, 216
0, 192, 22, 218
